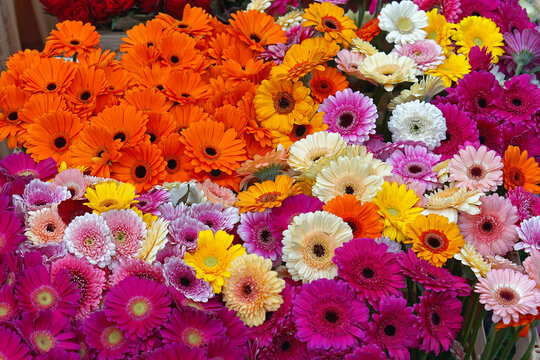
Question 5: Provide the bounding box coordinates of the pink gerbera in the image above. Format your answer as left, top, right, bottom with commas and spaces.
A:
447, 145, 504, 192
50, 169, 88, 200
148, 343, 207, 360
83, 311, 132, 360
413, 0, 462, 22
237, 210, 282, 263
0, 284, 17, 323
0, 152, 57, 181
507, 187, 540, 222
108, 258, 166, 287
345, 344, 387, 360
475, 268, 540, 324
25, 205, 66, 246
133, 188, 170, 215
104, 276, 171, 338
101, 209, 146, 261
162, 308, 226, 348
259, 319, 308, 360
386, 145, 441, 190
335, 49, 365, 77
515, 216, 540, 253
15, 264, 80, 318
433, 103, 479, 161
523, 250, 540, 289
0, 211, 25, 255
0, 326, 31, 360
163, 257, 213, 302
392, 39, 445, 72
458, 194, 519, 257
195, 179, 238, 208
52, 255, 106, 319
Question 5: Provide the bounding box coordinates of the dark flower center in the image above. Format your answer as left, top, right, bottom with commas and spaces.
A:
180, 277, 191, 287
499, 289, 515, 302
427, 236, 442, 249
80, 91, 91, 101
70, 40, 80, 45
54, 136, 67, 149
481, 221, 493, 232
114, 132, 126, 142
362, 267, 375, 278
167, 159, 177, 170
177, 23, 188, 29
408, 164, 423, 174
312, 244, 325, 257
338, 112, 355, 128
185, 235, 195, 242
293, 124, 307, 138
210, 169, 221, 177
324, 310, 339, 323
260, 229, 272, 243
170, 55, 179, 63
250, 34, 261, 43
147, 42, 154, 47
47, 83, 57, 91
243, 284, 252, 295
7, 112, 18, 121
274, 92, 294, 114
323, 17, 339, 30
46, 224, 56, 232
156, 85, 164, 91
477, 98, 487, 108
281, 340, 291, 351
384, 324, 396, 336
468, 165, 485, 179
345, 185, 354, 194
346, 220, 357, 233
431, 312, 441, 325
148, 133, 157, 143
135, 165, 147, 179
205, 147, 217, 156
511, 98, 522, 107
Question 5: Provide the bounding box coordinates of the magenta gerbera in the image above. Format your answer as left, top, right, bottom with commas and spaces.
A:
63, 212, 115, 268
455, 71, 500, 115
163, 257, 213, 302
237, 210, 282, 262
14, 179, 70, 212
345, 344, 387, 360
318, 89, 378, 144
493, 74, 540, 123
501, 29, 540, 76
293, 278, 369, 350
458, 194, 519, 257
414, 291, 463, 355
133, 188, 171, 215
168, 216, 209, 252
108, 258, 166, 287
83, 311, 132, 360
386, 145, 441, 190
156, 202, 191, 221
269, 194, 323, 240
51, 255, 106, 318
447, 145, 504, 192
333, 238, 405, 304
0, 211, 25, 255
104, 276, 171, 337
0, 326, 31, 360
468, 46, 494, 72
507, 187, 540, 222
15, 264, 80, 318
392, 39, 445, 72
413, 0, 461, 22
0, 284, 17, 323
0, 152, 57, 181
259, 319, 308, 360
101, 209, 147, 261
148, 343, 207, 360
162, 308, 227, 348
433, 103, 480, 160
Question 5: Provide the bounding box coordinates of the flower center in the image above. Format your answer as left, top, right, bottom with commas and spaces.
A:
293, 124, 308, 139
346, 219, 358, 233
170, 55, 179, 63
127, 297, 151, 319
477, 98, 487, 108
508, 167, 525, 187
80, 91, 91, 101
46, 83, 57, 91
397, 17, 413, 32
324, 310, 339, 323
338, 112, 355, 129
32, 331, 56, 352
7, 112, 18, 121
409, 120, 424, 134
322, 16, 341, 31
281, 340, 291, 351
421, 230, 448, 252
0, 303, 10, 318
243, 283, 253, 295
134, 165, 148, 180
387, 207, 400, 216
473, 38, 483, 46
205, 147, 218, 157
408, 164, 424, 174
185, 328, 204, 347
259, 229, 272, 243
70, 39, 80, 45
99, 199, 118, 208
204, 256, 219, 267
481, 220, 493, 232
113, 132, 127, 142
257, 192, 280, 203
46, 223, 56, 232
102, 326, 125, 350
274, 92, 295, 114
167, 158, 178, 171
362, 267, 375, 278
467, 165, 486, 180
180, 277, 191, 287
53, 136, 68, 150
496, 287, 519, 305
431, 312, 441, 325
33, 286, 57, 309
384, 324, 396, 336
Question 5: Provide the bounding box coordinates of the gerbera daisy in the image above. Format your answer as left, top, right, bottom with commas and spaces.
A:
184, 229, 246, 293
21, 57, 76, 95
0, 284, 17, 323
258, 319, 308, 360
91, 104, 148, 148
120, 19, 165, 52
287, 131, 347, 172
501, 29, 540, 76
101, 209, 147, 260
503, 146, 540, 194
392, 39, 445, 72
269, 193, 323, 239
433, 103, 480, 160
345, 344, 387, 360
293, 278, 368, 350
425, 52, 471, 87
0, 326, 30, 360
168, 216, 207, 252
149, 343, 207, 360
16, 264, 80, 318
413, 0, 461, 23
237, 210, 282, 262
0, 211, 25, 255
365, 295, 418, 359
236, 175, 300, 213
508, 187, 540, 222
475, 268, 540, 324
163, 70, 211, 105
44, 20, 100, 57
523, 250, 540, 289
83, 311, 131, 360
310, 66, 348, 103
302, 2, 357, 46
25, 110, 84, 164
414, 291, 463, 355
137, 218, 170, 264
282, 211, 353, 282
359, 52, 418, 91
422, 185, 482, 223
378, 0, 428, 44
323, 195, 383, 238
0, 85, 28, 149
447, 145, 503, 192
190, 201, 239, 232
228, 10, 287, 52
223, 254, 285, 326
407, 213, 464, 267
496, 74, 540, 123
454, 71, 499, 115
515, 216, 540, 253
25, 206, 66, 246
318, 89, 377, 144
452, 16, 504, 62
164, 257, 213, 302
335, 49, 364, 78
458, 194, 519, 257
159, 31, 205, 71
0, 152, 57, 181
270, 110, 327, 149
333, 238, 405, 304
454, 243, 491, 278
15, 312, 78, 354
386, 145, 441, 190
50, 169, 87, 200
84, 181, 138, 214
195, 179, 237, 208
162, 307, 226, 348
132, 188, 170, 215
65, 66, 108, 116
108, 258, 165, 288
157, 133, 192, 183
104, 276, 170, 337
63, 212, 116, 267
52, 255, 106, 318
373, 182, 423, 242
254, 78, 316, 133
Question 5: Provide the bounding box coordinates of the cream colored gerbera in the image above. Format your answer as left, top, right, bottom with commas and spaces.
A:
222, 254, 285, 327
312, 155, 385, 203
350, 38, 379, 56
282, 211, 353, 282
276, 10, 305, 31
137, 218, 169, 264
359, 52, 417, 91
432, 159, 450, 184
422, 185, 483, 223
388, 75, 446, 110
454, 243, 491, 278
246, 0, 271, 11
287, 132, 347, 172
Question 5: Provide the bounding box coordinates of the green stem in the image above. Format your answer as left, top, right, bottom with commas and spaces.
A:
464, 309, 485, 360
460, 292, 479, 343
499, 326, 524, 360
488, 327, 512, 360
417, 351, 428, 360
357, 0, 366, 29
515, 63, 523, 76
406, 276, 414, 306
480, 322, 497, 360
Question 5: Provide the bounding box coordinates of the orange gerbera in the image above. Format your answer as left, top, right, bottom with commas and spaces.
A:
70, 125, 122, 178
101, 67, 134, 96
310, 66, 349, 103
77, 49, 120, 70
21, 57, 76, 95
44, 20, 100, 57
302, 2, 357, 46
136, 64, 171, 92
110, 142, 167, 193
221, 42, 273, 84
65, 66, 108, 117
121, 44, 161, 73
155, 5, 213, 37
236, 175, 300, 213
0, 85, 29, 148
157, 133, 192, 182
502, 146, 540, 193
120, 19, 165, 53
357, 18, 380, 42
19, 93, 67, 139
180, 119, 247, 174
323, 195, 384, 239
163, 70, 211, 105
25, 110, 84, 163
228, 10, 287, 52
213, 105, 247, 136
145, 112, 175, 143
122, 87, 172, 114
159, 31, 206, 71
170, 104, 210, 133
90, 104, 148, 148
5, 49, 43, 81
208, 33, 239, 65
271, 111, 327, 149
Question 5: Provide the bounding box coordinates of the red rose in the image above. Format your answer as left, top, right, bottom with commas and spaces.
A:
191, 0, 211, 11
59, 0, 93, 22
106, 0, 135, 16
136, 0, 163, 13
39, 0, 70, 16
163, 0, 189, 18
90, 0, 111, 23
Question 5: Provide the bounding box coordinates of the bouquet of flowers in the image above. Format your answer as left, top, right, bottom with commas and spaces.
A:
0, 0, 539, 359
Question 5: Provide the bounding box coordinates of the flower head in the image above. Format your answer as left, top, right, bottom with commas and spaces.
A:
164, 257, 213, 303
515, 216, 540, 253
0, 211, 25, 255
378, 0, 429, 44
238, 210, 282, 262
503, 146, 540, 194
359, 52, 417, 91
84, 181, 139, 214
236, 175, 300, 213
101, 209, 147, 261
387, 145, 441, 190
83, 311, 131, 360
162, 308, 226, 347
302, 2, 357, 46
392, 39, 445, 72
453, 16, 504, 62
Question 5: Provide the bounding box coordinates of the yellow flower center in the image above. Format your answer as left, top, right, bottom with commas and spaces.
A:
107, 328, 123, 345
473, 38, 483, 46
36, 290, 54, 306
428, 31, 438, 39
0, 305, 9, 317
99, 199, 118, 208
33, 331, 55, 352
397, 17, 413, 32
387, 208, 400, 216
204, 256, 219, 267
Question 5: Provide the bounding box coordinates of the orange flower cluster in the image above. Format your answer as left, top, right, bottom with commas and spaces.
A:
0, 5, 294, 192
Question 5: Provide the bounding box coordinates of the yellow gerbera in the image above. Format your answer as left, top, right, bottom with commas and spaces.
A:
254, 78, 316, 133
84, 181, 139, 213
372, 182, 423, 242
454, 243, 491, 278
270, 37, 340, 81
222, 254, 285, 327
302, 2, 357, 46
425, 52, 471, 88
236, 174, 301, 213
406, 213, 464, 267
452, 16, 504, 63
425, 9, 456, 54
184, 229, 246, 293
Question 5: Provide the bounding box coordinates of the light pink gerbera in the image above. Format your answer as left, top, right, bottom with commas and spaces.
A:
458, 194, 519, 257
523, 250, 540, 289
101, 209, 147, 261
50, 169, 88, 200
448, 145, 504, 192
25, 205, 67, 246
515, 216, 540, 253
475, 268, 540, 324
195, 179, 238, 208
63, 212, 116, 268
335, 49, 365, 78
386, 145, 441, 190
391, 39, 445, 72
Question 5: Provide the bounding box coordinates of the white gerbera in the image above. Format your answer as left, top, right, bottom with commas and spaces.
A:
359, 52, 417, 91
276, 10, 305, 31
422, 185, 483, 223
388, 100, 446, 149
454, 243, 491, 278
312, 155, 385, 203
288, 132, 347, 172
246, 0, 271, 11
282, 211, 353, 283
378, 0, 429, 44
